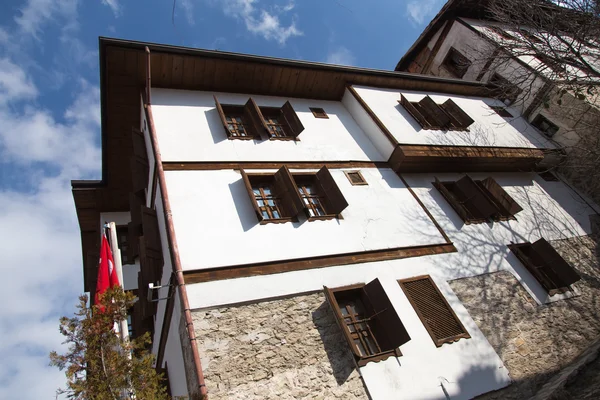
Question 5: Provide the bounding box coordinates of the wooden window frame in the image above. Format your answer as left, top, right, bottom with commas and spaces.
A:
222, 105, 253, 140
310, 107, 329, 119
399, 95, 473, 131
324, 280, 410, 366
399, 275, 470, 347
259, 101, 305, 141
490, 105, 513, 118
433, 176, 522, 224
531, 114, 559, 137
344, 170, 368, 186
509, 239, 581, 296
441, 47, 472, 78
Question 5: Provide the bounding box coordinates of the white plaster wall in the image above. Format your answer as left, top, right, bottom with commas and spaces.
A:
99, 211, 139, 291
341, 88, 396, 159
162, 288, 189, 398
150, 88, 385, 162
352, 85, 555, 149
164, 167, 446, 270
140, 96, 156, 206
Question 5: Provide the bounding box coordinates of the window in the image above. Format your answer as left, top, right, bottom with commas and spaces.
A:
310, 107, 328, 119
441, 47, 472, 78
214, 97, 305, 140
241, 166, 348, 223
509, 238, 581, 295
434, 175, 523, 224
399, 95, 474, 131
489, 73, 522, 105
490, 105, 513, 118
344, 170, 368, 186
116, 225, 132, 265
531, 114, 559, 137
324, 279, 411, 366
399, 276, 470, 347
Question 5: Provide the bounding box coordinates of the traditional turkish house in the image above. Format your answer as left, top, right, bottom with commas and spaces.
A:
72, 37, 596, 399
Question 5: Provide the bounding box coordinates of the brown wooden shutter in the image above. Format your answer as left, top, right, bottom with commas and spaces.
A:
244, 98, 269, 140
141, 206, 162, 253
399, 95, 432, 129
454, 176, 497, 220
213, 96, 231, 138
273, 166, 304, 217
441, 99, 474, 130
433, 177, 470, 223
132, 127, 148, 161
316, 166, 348, 215
130, 156, 149, 193
481, 177, 523, 216
323, 286, 361, 358
280, 101, 304, 138
137, 270, 156, 319
531, 238, 581, 287
418, 96, 451, 129
240, 169, 264, 222
127, 221, 142, 261
130, 191, 145, 227
399, 276, 470, 347
362, 278, 411, 350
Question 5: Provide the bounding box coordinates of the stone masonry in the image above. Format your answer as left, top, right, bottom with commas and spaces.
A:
449, 235, 600, 399
192, 293, 369, 400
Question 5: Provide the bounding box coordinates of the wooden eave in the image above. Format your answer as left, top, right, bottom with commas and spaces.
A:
72, 36, 501, 292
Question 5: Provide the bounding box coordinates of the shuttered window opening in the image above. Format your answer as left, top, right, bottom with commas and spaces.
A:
241, 166, 348, 224
433, 176, 523, 224
441, 47, 472, 78
324, 279, 411, 366
490, 105, 513, 118
399, 276, 470, 347
509, 238, 581, 296
214, 96, 304, 140
310, 107, 328, 119
131, 127, 149, 194
344, 170, 368, 186
399, 95, 474, 131
116, 225, 132, 265
127, 190, 145, 262
490, 73, 523, 105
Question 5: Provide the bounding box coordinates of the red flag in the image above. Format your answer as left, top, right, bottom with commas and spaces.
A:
94, 233, 120, 309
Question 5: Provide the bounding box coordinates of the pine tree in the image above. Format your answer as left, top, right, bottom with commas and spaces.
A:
50, 287, 169, 399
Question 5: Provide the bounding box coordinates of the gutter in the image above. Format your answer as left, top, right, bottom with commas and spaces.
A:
144, 47, 208, 399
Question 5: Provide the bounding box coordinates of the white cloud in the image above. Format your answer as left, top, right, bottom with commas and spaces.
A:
180, 0, 195, 25
102, 0, 121, 17
406, 0, 443, 25
15, 0, 79, 38
0, 58, 38, 103
326, 46, 355, 66
219, 0, 303, 45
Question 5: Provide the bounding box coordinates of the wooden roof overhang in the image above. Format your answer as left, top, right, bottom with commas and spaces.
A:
73, 37, 500, 292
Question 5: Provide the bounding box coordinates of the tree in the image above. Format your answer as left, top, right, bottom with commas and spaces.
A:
467, 0, 600, 203
50, 287, 169, 400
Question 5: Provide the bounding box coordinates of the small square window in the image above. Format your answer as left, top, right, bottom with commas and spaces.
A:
532, 114, 559, 137
490, 105, 513, 118
441, 47, 472, 78
310, 107, 329, 119
324, 279, 410, 366
344, 170, 368, 186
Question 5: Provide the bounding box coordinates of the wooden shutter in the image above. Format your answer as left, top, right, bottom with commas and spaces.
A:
273, 166, 304, 217
132, 300, 154, 340
213, 96, 231, 137
132, 127, 148, 161
244, 98, 269, 140
399, 95, 432, 129
127, 221, 142, 261
280, 101, 304, 138
316, 166, 348, 215
481, 177, 523, 216
130, 156, 149, 193
441, 99, 474, 130
130, 191, 145, 227
137, 270, 156, 319
399, 276, 470, 347
531, 238, 581, 287
240, 169, 264, 222
433, 177, 470, 223
418, 96, 451, 129
141, 206, 162, 253
454, 176, 497, 221
363, 279, 411, 350
323, 286, 361, 358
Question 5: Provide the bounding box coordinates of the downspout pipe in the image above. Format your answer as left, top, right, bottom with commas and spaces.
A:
144, 46, 208, 399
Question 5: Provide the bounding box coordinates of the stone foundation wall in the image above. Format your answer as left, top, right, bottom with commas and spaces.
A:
191, 293, 368, 400
449, 235, 600, 399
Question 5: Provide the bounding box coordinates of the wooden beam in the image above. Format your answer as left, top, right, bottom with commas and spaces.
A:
162, 161, 388, 171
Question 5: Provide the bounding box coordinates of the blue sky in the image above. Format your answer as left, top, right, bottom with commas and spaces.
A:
0, 0, 445, 397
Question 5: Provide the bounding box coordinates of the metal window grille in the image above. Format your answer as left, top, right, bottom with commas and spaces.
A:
337, 297, 381, 357
297, 184, 327, 217
252, 184, 283, 219
226, 115, 248, 137
265, 115, 288, 138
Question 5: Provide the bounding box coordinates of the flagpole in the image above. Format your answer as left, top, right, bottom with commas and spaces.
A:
108, 222, 130, 346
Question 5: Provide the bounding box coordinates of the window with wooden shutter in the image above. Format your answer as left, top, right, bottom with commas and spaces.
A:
419, 96, 452, 129
214, 96, 254, 140
131, 300, 154, 343
399, 276, 470, 347
509, 238, 581, 295
441, 47, 472, 78
137, 270, 157, 319
324, 279, 410, 366
244, 98, 270, 140
127, 191, 145, 261
280, 101, 304, 138
131, 128, 149, 193
434, 175, 522, 224
399, 95, 472, 131
490, 73, 522, 105
399, 95, 432, 129
139, 206, 163, 286
315, 166, 348, 216
440, 99, 474, 130
531, 114, 559, 137
273, 166, 305, 218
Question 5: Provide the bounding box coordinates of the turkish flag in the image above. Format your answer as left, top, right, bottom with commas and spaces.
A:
94, 233, 121, 309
